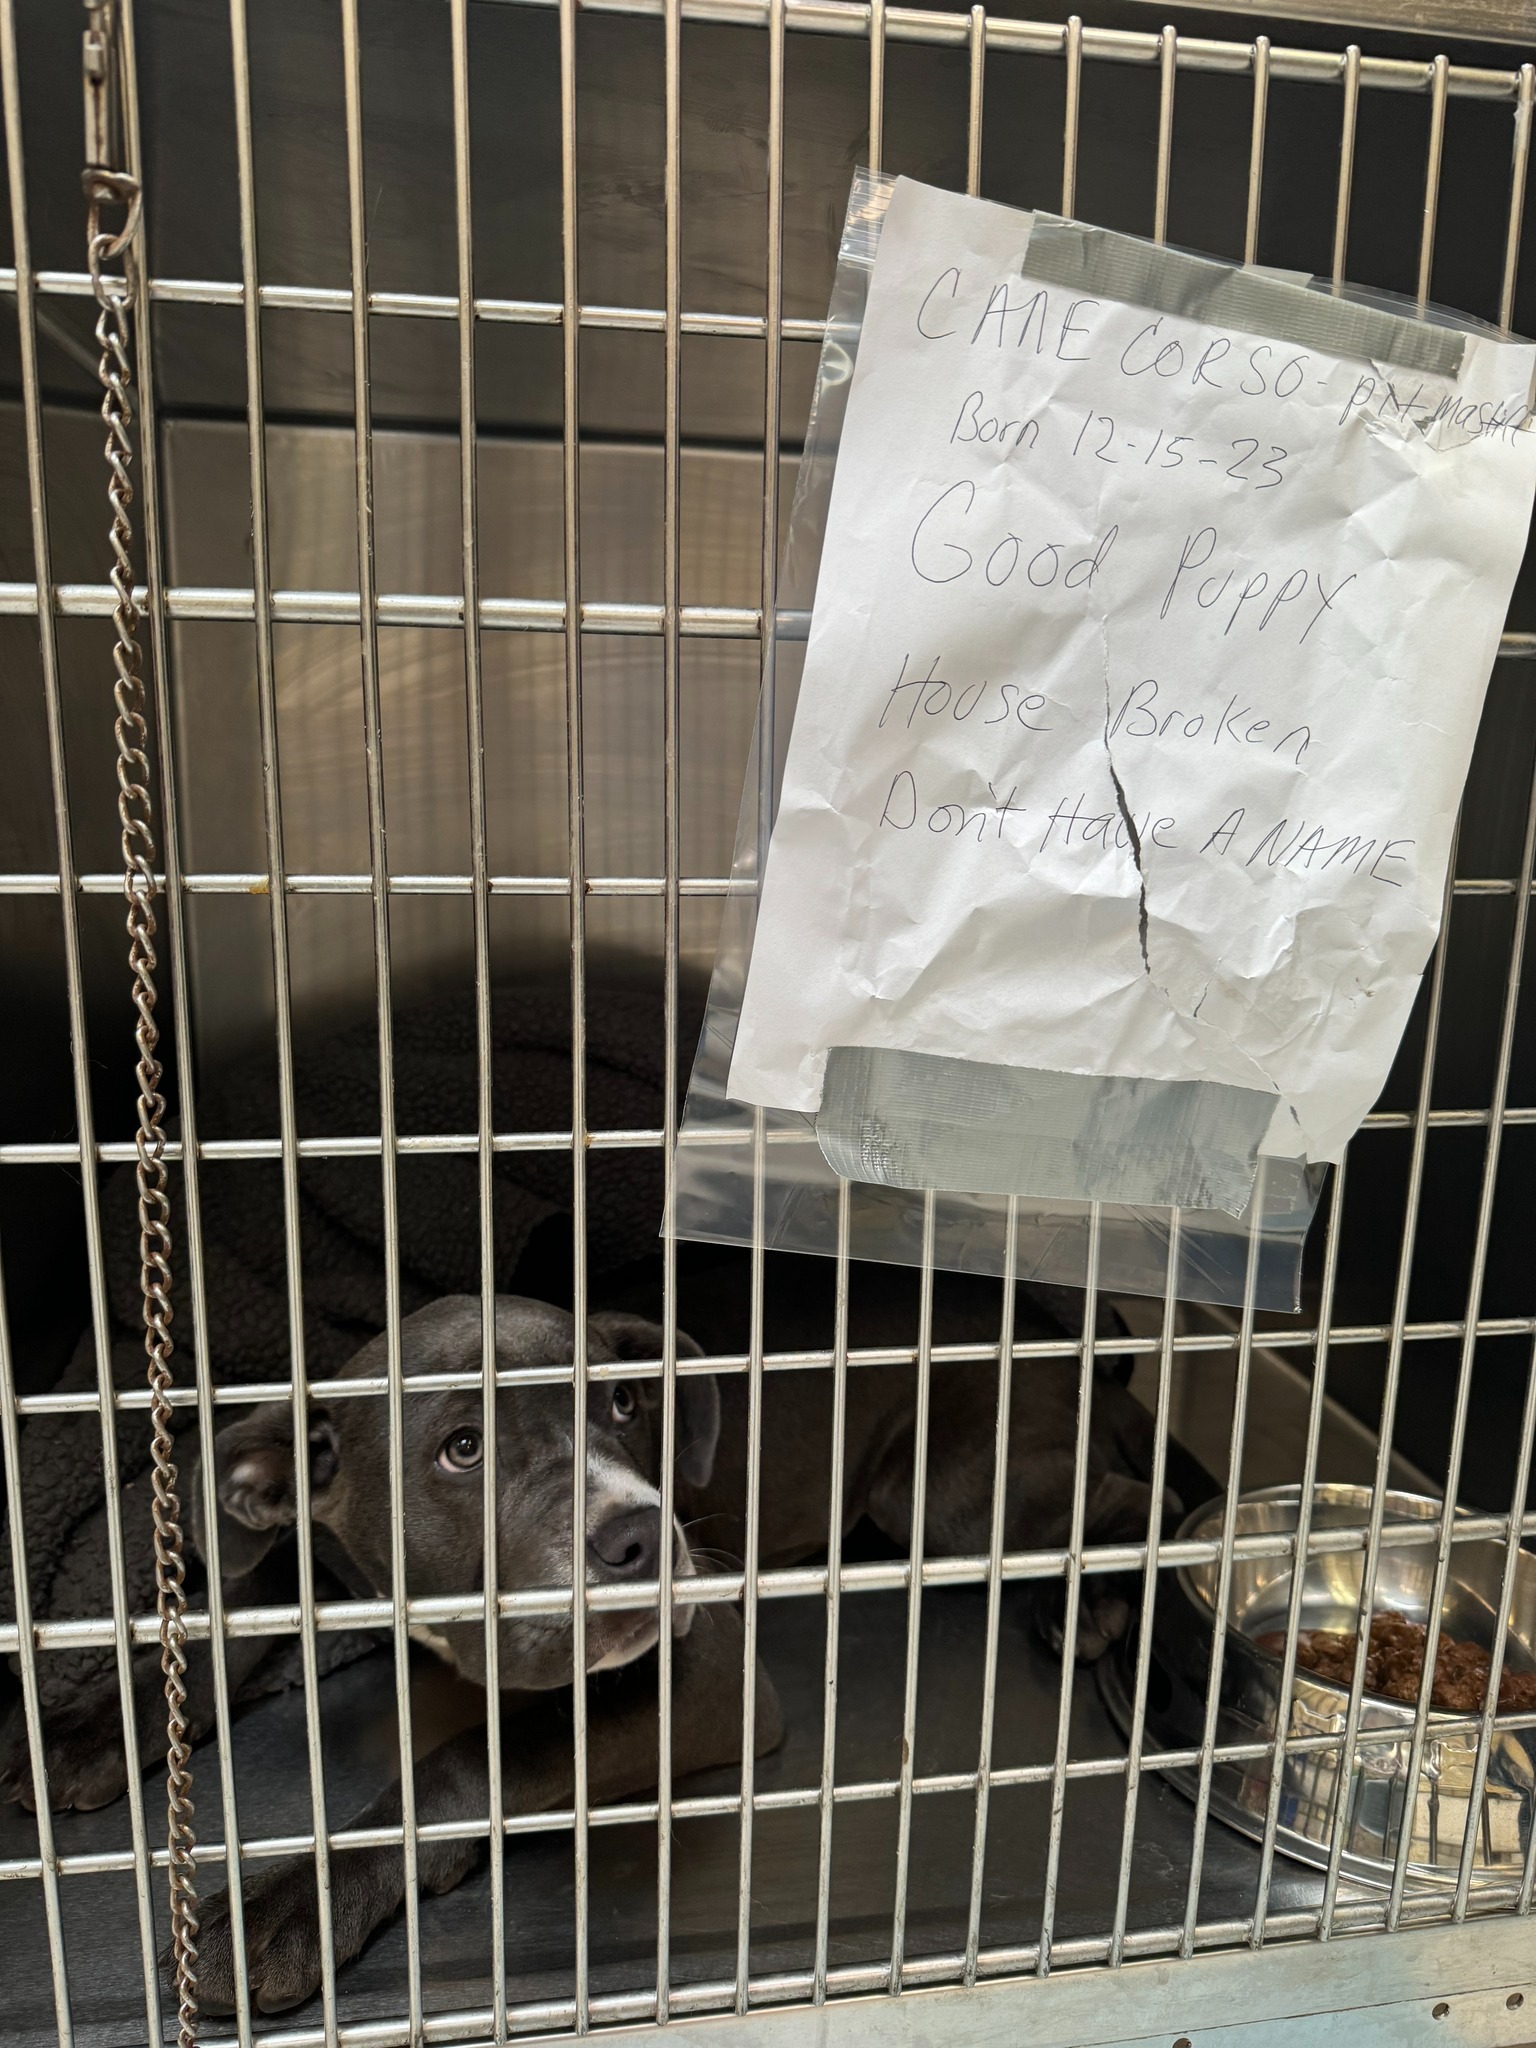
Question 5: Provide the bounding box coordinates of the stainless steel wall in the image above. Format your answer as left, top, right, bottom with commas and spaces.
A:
159, 421, 795, 1061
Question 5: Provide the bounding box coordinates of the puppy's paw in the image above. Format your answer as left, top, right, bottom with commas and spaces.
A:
1030, 1581, 1133, 1666
193, 1846, 401, 2015
1072, 1587, 1131, 1665
0, 1699, 129, 1812
192, 1880, 248, 2017
193, 1859, 323, 2016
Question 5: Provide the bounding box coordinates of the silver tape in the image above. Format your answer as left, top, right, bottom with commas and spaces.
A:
1025, 213, 1467, 377
815, 1047, 1278, 1216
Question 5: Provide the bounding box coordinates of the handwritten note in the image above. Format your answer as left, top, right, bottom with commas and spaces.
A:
727, 177, 1536, 1185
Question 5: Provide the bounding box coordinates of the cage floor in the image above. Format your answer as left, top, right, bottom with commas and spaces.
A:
0, 1566, 1359, 2047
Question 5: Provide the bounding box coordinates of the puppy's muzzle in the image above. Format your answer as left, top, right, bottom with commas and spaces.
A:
584, 1501, 695, 1673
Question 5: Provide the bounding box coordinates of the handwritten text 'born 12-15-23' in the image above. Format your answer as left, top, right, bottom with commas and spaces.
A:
868, 267, 1453, 891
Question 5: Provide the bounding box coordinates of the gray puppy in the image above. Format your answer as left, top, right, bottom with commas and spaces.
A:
179, 1290, 1168, 2012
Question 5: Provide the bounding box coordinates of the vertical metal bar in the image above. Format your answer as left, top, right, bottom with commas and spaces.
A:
1320, 77, 1493, 1852
867, 0, 886, 175
963, 1195, 1019, 1985
0, 1246, 72, 2046
1153, 24, 1177, 247
448, 5, 507, 2038
735, 9, 784, 2007
1470, 126, 1536, 1900
0, 8, 163, 2035
1036, 1202, 1103, 1975
888, 1186, 938, 1992
1244, 36, 1270, 265
1251, 1154, 1349, 1942
734, 1113, 767, 2012
1180, 1163, 1266, 1955
227, 1, 343, 2030
340, 8, 424, 2038
1319, 845, 1459, 1936
118, 0, 254, 2030
1107, 1208, 1182, 1968
1454, 1328, 1536, 1916
966, 6, 985, 199
811, 1179, 852, 2005
760, 0, 785, 796
1386, 763, 1536, 1926
1449, 37, 1536, 1928
1333, 46, 1361, 288
1499, 64, 1534, 333
1060, 16, 1082, 220
1418, 54, 1450, 313
655, 0, 683, 2017
1302, 68, 1482, 1826
557, 0, 592, 2025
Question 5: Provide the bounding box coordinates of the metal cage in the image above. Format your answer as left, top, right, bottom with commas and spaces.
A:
2, 0, 1536, 2043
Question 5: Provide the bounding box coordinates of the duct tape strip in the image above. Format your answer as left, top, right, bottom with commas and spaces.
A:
816, 1048, 1278, 1217
1024, 213, 1467, 377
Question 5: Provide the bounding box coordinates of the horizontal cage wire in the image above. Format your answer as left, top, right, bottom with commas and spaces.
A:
2, 0, 1536, 2045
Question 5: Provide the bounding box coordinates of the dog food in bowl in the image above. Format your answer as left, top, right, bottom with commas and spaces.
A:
1254, 1610, 1536, 1716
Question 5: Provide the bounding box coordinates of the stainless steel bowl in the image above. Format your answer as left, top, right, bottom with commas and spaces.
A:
1098, 1483, 1536, 1892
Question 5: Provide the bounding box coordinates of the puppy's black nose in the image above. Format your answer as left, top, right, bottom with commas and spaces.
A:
588, 1507, 662, 1578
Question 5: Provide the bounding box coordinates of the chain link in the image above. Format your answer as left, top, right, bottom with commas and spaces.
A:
87, 172, 200, 2048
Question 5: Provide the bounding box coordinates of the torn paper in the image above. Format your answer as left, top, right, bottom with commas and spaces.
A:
725, 177, 1536, 1207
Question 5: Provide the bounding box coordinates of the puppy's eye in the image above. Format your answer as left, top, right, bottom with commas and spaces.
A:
611, 1384, 636, 1424
437, 1427, 483, 1472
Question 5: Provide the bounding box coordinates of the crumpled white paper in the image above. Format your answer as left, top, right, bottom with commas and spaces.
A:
728, 177, 1536, 1171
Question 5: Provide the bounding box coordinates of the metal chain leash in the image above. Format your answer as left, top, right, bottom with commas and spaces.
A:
84, 7, 199, 2042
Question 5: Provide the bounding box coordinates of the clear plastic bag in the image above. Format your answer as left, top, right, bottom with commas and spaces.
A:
674, 169, 1528, 1311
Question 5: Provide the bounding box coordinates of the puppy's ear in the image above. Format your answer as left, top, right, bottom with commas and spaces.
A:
588, 1312, 720, 1489
200, 1402, 339, 1579
587, 1311, 668, 1365
675, 1367, 721, 1490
